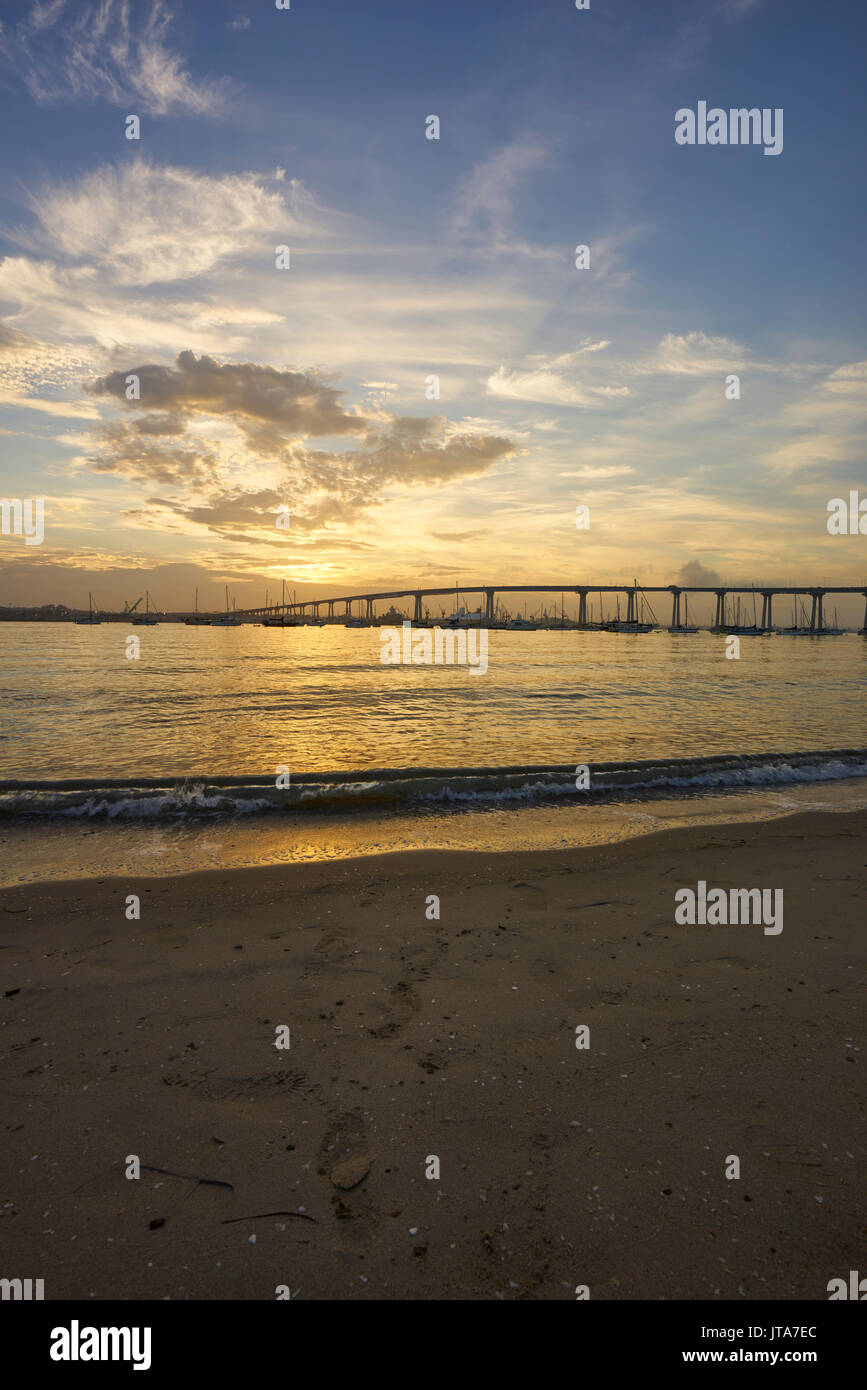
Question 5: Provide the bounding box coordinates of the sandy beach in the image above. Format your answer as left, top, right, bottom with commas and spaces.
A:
1, 807, 864, 1301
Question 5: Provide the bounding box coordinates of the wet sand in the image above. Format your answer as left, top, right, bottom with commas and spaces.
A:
1, 808, 864, 1300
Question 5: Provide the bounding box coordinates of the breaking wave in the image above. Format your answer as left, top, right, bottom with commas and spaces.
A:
1, 749, 866, 821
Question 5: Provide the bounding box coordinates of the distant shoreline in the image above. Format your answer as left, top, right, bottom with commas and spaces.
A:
2, 615, 866, 634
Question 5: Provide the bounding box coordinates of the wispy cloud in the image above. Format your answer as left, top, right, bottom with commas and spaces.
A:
18, 160, 310, 286
638, 331, 749, 376
448, 138, 556, 259
0, 391, 99, 419
760, 361, 867, 476
0, 0, 233, 115
664, 0, 770, 74
559, 466, 636, 479
486, 364, 599, 407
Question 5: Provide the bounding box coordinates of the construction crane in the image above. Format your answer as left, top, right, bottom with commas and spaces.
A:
123, 597, 144, 615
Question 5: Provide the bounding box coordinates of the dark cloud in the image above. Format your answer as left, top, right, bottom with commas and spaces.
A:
88, 421, 221, 487
174, 489, 297, 534
675, 559, 721, 587
81, 354, 516, 540
294, 417, 516, 515
342, 415, 514, 487
150, 488, 368, 542
85, 351, 367, 440
132, 413, 188, 437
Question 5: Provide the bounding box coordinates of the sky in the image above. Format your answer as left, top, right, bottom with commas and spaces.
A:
0, 0, 865, 614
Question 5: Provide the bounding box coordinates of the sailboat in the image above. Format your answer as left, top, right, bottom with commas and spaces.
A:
823, 607, 845, 636
781, 599, 812, 636
212, 585, 242, 626
132, 590, 159, 625
669, 593, 699, 633
727, 594, 762, 636
585, 597, 603, 631
185, 588, 211, 625
74, 592, 101, 625
636, 590, 655, 631
262, 579, 297, 626
607, 583, 654, 633
581, 596, 604, 631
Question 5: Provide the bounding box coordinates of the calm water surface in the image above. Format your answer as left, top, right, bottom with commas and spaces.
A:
2, 624, 865, 778
1, 623, 865, 884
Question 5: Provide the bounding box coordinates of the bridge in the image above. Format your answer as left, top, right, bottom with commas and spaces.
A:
237, 583, 867, 632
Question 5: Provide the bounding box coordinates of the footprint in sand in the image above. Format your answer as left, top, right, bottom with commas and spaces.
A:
161, 1068, 309, 1102
367, 979, 420, 1039
316, 1110, 379, 1241
417, 1051, 446, 1074
317, 1110, 375, 1189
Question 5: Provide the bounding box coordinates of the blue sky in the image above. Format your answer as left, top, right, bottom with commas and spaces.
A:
0, 0, 865, 611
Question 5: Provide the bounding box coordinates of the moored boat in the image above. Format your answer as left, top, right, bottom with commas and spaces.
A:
74, 592, 101, 625
132, 590, 159, 625
213, 585, 242, 626
185, 588, 211, 625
